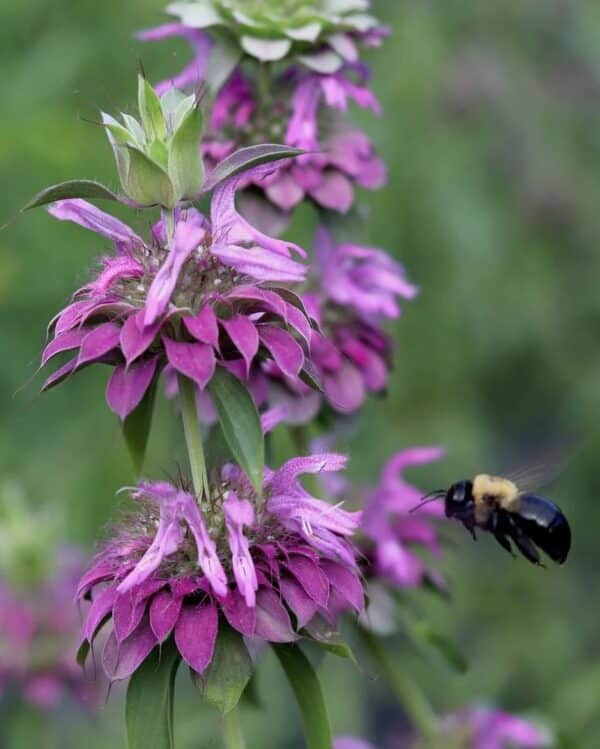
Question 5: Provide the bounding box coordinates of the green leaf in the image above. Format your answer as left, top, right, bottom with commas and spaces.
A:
411, 623, 468, 674
138, 74, 167, 141
168, 102, 205, 200
205, 422, 235, 473
297, 50, 343, 74
22, 180, 121, 210
202, 144, 304, 192
126, 641, 181, 749
205, 41, 242, 94
303, 616, 356, 662
273, 644, 333, 749
193, 623, 252, 714
123, 381, 157, 476
208, 368, 264, 493
126, 146, 175, 208
240, 36, 291, 61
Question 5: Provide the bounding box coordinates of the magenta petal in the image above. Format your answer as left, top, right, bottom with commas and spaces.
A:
77, 322, 121, 366
106, 357, 158, 421
221, 590, 256, 637
120, 311, 160, 365
41, 329, 87, 367
81, 586, 117, 644
54, 300, 94, 336
254, 588, 297, 643
280, 578, 318, 629
77, 560, 117, 599
309, 172, 354, 213
285, 556, 329, 608
222, 315, 259, 376
48, 199, 143, 247
183, 305, 219, 347
113, 590, 148, 643
174, 600, 218, 674
102, 617, 157, 681
163, 338, 216, 390
323, 363, 365, 412
320, 561, 364, 612
259, 326, 304, 378
149, 590, 183, 643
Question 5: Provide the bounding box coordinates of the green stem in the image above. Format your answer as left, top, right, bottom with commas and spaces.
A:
163, 208, 176, 247
178, 374, 209, 501
222, 707, 246, 749
358, 626, 440, 744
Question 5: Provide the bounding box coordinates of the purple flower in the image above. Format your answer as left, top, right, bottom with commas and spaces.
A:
442, 707, 550, 748
314, 227, 418, 320
0, 552, 101, 710
141, 27, 387, 228
334, 738, 376, 749
40, 167, 316, 421
361, 447, 446, 588
77, 454, 364, 682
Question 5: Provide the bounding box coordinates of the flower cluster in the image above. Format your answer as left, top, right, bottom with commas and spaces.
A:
77, 454, 363, 681
0, 551, 99, 710
140, 0, 388, 227
41, 173, 316, 420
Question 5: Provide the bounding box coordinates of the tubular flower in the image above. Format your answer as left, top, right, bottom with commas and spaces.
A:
76, 454, 364, 682
139, 4, 388, 227
361, 447, 446, 588
40, 167, 317, 421
0, 552, 100, 710
439, 707, 551, 749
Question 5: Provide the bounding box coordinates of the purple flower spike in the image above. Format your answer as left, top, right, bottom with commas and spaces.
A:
76, 453, 364, 683
361, 447, 446, 590
41, 165, 316, 415
442, 706, 551, 749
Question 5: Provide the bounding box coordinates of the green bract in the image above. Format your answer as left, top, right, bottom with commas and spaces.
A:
102, 76, 205, 208
167, 0, 379, 68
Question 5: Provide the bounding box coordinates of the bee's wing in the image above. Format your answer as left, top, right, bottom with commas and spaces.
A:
502, 439, 578, 494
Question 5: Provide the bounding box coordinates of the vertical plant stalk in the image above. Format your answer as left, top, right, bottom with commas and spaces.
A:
179, 374, 210, 502
222, 708, 247, 749
358, 626, 441, 746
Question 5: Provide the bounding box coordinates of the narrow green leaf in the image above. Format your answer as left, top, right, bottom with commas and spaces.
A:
193, 623, 252, 715
168, 103, 205, 200
126, 146, 175, 208
205, 41, 242, 94
22, 180, 121, 210
202, 144, 304, 192
126, 642, 181, 749
205, 422, 234, 473
123, 382, 157, 476
273, 644, 333, 749
138, 74, 167, 141
208, 368, 264, 493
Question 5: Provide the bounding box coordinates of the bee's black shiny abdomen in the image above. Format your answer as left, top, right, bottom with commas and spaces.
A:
513, 494, 571, 564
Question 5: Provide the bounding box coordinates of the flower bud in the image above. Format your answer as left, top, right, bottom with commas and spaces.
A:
102, 75, 206, 208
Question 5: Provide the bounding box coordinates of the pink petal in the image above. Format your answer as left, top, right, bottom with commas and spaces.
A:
120, 311, 160, 365
285, 556, 329, 608
77, 322, 122, 366
222, 315, 259, 376
320, 560, 364, 612
309, 172, 354, 212
221, 590, 256, 637
163, 338, 215, 390
280, 577, 318, 629
183, 305, 219, 347
113, 589, 148, 642
41, 329, 87, 367
102, 617, 157, 681
149, 589, 183, 643
174, 600, 218, 674
254, 588, 297, 643
259, 326, 304, 378
48, 199, 143, 248
106, 357, 158, 421
81, 586, 117, 645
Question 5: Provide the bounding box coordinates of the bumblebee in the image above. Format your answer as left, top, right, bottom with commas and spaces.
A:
414, 473, 571, 566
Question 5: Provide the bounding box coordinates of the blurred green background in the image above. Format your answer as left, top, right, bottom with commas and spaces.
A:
2, 0, 600, 747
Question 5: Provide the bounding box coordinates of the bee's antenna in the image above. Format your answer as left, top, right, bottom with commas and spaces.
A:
409, 490, 446, 514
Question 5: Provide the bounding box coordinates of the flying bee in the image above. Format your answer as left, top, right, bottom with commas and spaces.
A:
413, 473, 571, 566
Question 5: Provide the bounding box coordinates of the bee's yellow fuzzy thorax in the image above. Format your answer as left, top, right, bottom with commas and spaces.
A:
472, 474, 520, 509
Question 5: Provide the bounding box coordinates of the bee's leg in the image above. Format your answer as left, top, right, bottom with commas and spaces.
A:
507, 517, 544, 567
493, 532, 515, 558
461, 518, 477, 540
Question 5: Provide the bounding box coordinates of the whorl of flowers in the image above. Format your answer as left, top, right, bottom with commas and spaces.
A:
77, 454, 363, 681
40, 175, 316, 420
139, 0, 388, 226
438, 707, 551, 749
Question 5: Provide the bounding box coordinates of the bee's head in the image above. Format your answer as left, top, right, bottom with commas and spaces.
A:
445, 480, 474, 517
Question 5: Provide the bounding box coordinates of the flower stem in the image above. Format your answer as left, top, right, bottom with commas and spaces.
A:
222, 707, 247, 749
178, 374, 210, 501
358, 625, 441, 745
163, 207, 176, 247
